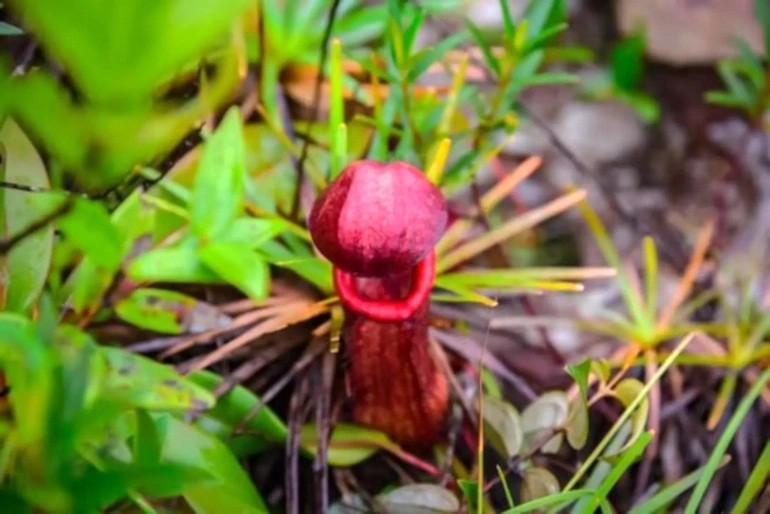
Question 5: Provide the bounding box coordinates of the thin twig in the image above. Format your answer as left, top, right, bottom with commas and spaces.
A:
0, 196, 73, 255
290, 0, 343, 220
286, 373, 311, 514
518, 100, 688, 270
313, 349, 337, 514
0, 181, 47, 193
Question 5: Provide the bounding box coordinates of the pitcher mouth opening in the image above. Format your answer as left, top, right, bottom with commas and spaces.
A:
333, 251, 436, 322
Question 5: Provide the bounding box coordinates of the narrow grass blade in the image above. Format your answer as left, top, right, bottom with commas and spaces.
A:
329, 39, 346, 179
438, 53, 468, 135
642, 237, 658, 325
502, 490, 601, 513
578, 200, 648, 334
579, 431, 653, 514
731, 440, 770, 513
629, 457, 730, 514
684, 368, 770, 514
426, 138, 451, 185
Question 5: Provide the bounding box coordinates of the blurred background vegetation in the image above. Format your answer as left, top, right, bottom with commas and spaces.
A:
1, 0, 770, 512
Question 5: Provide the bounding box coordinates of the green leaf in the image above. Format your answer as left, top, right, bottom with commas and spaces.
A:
611, 32, 645, 92
128, 244, 221, 284
222, 217, 289, 249
377, 484, 459, 514
155, 414, 268, 513
608, 378, 649, 455
11, 0, 249, 103
191, 107, 246, 240
520, 391, 569, 454
0, 118, 53, 313
466, 19, 500, 77
98, 346, 215, 411
407, 31, 467, 81
579, 431, 652, 514
521, 467, 560, 503
300, 423, 395, 466
115, 288, 199, 334
58, 197, 124, 271
565, 396, 589, 450
565, 360, 591, 400
259, 241, 333, 292
716, 60, 755, 106
499, 0, 515, 39
482, 396, 523, 459
522, 22, 568, 52
458, 479, 480, 512
198, 242, 269, 300
524, 0, 566, 39
133, 409, 163, 467
189, 370, 287, 451
704, 90, 753, 110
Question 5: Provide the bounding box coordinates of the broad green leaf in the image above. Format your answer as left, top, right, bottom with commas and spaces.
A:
154, 414, 268, 513
198, 242, 269, 300
221, 217, 289, 249
98, 347, 215, 411
190, 370, 287, 454
58, 197, 124, 271
482, 396, 523, 459
191, 107, 246, 240
377, 484, 459, 514
115, 288, 198, 334
0, 118, 53, 313
520, 467, 560, 503
70, 257, 113, 314
520, 391, 569, 453
11, 0, 249, 103
608, 378, 649, 455
300, 423, 395, 467
128, 245, 221, 284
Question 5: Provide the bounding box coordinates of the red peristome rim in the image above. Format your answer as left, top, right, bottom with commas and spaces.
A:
333, 251, 435, 322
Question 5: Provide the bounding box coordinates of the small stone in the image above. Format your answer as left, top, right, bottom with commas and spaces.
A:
617, 0, 764, 65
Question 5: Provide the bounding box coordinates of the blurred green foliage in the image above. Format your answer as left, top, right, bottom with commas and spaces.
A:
2, 0, 766, 511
